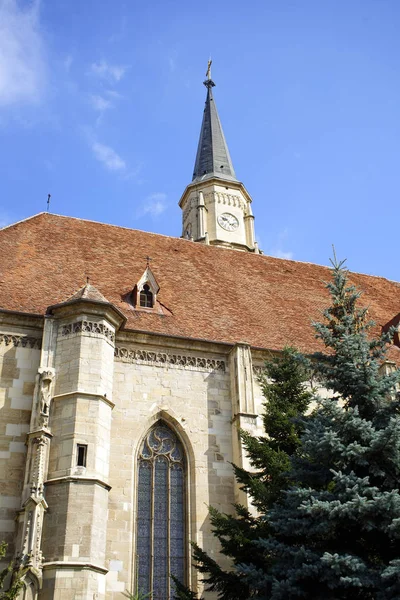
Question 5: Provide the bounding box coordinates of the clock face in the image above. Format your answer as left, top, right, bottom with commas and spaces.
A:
218, 212, 239, 232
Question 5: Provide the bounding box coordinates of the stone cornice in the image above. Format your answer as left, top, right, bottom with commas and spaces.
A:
52, 390, 115, 409
116, 330, 232, 354
42, 561, 108, 575
114, 346, 226, 372
0, 333, 41, 349
44, 476, 111, 491
60, 319, 115, 344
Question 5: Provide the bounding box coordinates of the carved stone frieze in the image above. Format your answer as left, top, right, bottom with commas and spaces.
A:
61, 320, 115, 343
0, 334, 41, 349
114, 346, 226, 372
204, 191, 246, 210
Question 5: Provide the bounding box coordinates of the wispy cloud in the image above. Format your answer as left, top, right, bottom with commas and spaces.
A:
63, 54, 73, 72
271, 249, 294, 260
90, 94, 113, 112
0, 0, 46, 107
137, 193, 168, 218
105, 89, 122, 99
92, 142, 126, 171
267, 228, 294, 260
90, 60, 127, 83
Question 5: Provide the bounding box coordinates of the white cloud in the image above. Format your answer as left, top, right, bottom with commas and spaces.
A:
90, 60, 127, 83
267, 229, 293, 260
0, 0, 46, 107
137, 193, 167, 218
90, 94, 113, 112
271, 249, 294, 260
63, 54, 73, 72
105, 89, 122, 99
92, 142, 126, 171
168, 56, 176, 73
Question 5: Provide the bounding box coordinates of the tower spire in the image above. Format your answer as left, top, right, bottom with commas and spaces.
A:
192, 62, 237, 183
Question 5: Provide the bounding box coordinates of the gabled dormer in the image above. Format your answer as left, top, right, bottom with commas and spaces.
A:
133, 266, 160, 309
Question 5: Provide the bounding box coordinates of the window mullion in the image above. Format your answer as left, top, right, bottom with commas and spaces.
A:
167, 458, 171, 599
150, 459, 155, 598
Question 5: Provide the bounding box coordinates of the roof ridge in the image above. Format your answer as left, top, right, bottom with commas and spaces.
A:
2, 212, 399, 285
0, 211, 48, 232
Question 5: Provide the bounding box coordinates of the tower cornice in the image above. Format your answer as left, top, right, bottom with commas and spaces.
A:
179, 177, 253, 209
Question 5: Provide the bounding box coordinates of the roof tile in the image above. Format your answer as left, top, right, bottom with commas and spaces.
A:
1, 213, 399, 353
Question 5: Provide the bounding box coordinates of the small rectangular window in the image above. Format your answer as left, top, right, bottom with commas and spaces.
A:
77, 444, 87, 467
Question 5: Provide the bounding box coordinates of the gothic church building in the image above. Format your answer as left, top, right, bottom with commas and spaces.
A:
1, 71, 400, 600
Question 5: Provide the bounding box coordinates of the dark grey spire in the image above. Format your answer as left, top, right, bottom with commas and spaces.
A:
192, 73, 237, 183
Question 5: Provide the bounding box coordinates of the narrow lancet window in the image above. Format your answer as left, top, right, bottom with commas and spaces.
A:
77, 444, 87, 467
136, 423, 186, 599
140, 284, 153, 308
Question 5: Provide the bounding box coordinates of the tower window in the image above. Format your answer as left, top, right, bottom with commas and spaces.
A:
136, 423, 186, 599
140, 284, 153, 308
77, 444, 87, 467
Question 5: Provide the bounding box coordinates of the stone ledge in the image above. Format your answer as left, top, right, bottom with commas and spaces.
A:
115, 346, 226, 372
52, 390, 115, 409
42, 561, 108, 575
0, 333, 41, 349
44, 476, 112, 491
232, 412, 258, 425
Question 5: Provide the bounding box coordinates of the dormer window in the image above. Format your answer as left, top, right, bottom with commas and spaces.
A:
133, 265, 160, 310
140, 284, 153, 308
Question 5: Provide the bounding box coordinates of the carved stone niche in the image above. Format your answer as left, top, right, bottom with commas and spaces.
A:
34, 367, 55, 430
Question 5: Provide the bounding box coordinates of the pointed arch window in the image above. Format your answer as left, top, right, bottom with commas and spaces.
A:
140, 284, 153, 308
136, 423, 186, 599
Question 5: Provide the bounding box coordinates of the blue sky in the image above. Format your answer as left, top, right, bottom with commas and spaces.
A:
1, 0, 400, 281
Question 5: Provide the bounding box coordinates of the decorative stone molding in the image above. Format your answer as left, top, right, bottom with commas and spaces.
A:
42, 561, 108, 575
0, 334, 41, 349
61, 320, 115, 343
204, 191, 246, 210
114, 346, 226, 372
45, 475, 112, 491
232, 412, 258, 426
183, 198, 196, 221
252, 365, 265, 378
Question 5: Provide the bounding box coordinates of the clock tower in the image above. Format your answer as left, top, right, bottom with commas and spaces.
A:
179, 66, 258, 252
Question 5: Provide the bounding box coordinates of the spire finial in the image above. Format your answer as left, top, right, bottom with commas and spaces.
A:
203, 58, 215, 89
206, 58, 212, 80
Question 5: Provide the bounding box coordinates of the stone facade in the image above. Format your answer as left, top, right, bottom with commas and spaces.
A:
0, 305, 267, 599
179, 179, 256, 251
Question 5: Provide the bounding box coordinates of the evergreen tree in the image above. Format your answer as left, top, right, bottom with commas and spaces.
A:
238, 258, 400, 599
0, 542, 25, 600
176, 258, 400, 600
173, 347, 313, 599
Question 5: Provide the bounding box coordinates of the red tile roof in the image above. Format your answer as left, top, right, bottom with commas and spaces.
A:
1, 213, 400, 355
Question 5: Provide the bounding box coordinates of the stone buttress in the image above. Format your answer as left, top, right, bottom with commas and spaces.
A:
16, 285, 125, 600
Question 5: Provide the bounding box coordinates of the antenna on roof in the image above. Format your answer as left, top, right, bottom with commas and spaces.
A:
86, 276, 90, 284
47, 194, 51, 212
145, 256, 152, 267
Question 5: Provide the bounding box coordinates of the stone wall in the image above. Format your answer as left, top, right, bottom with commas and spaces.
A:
107, 342, 234, 598
0, 332, 41, 556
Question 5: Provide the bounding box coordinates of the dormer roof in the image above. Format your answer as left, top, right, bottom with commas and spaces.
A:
66, 282, 109, 303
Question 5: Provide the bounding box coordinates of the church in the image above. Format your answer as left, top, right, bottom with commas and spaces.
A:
1, 67, 400, 600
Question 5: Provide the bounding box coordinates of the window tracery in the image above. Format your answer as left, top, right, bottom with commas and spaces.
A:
136, 423, 186, 600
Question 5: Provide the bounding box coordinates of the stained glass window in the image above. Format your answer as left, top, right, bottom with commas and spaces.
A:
136, 423, 186, 599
